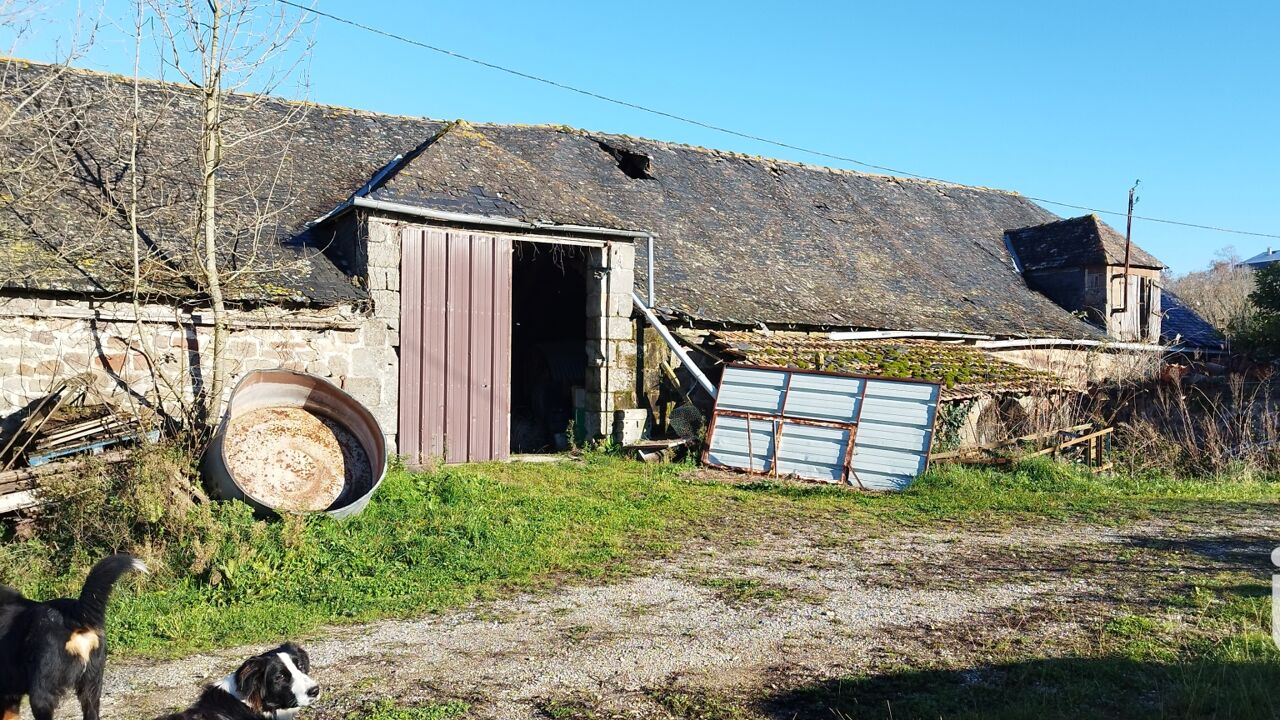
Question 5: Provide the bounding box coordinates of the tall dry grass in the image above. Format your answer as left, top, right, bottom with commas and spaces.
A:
1109, 372, 1279, 476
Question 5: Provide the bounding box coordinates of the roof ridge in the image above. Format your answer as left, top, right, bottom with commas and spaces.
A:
0, 55, 446, 124
4, 56, 1030, 198
473, 121, 1025, 195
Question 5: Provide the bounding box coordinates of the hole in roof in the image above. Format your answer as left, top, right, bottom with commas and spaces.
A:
596, 141, 653, 180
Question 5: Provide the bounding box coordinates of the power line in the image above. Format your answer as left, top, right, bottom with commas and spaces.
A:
280, 0, 1280, 242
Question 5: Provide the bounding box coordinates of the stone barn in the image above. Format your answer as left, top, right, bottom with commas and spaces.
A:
0, 60, 1207, 463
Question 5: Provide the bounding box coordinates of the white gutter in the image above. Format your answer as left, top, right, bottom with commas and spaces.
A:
646, 234, 656, 308
825, 331, 1218, 355
828, 330, 993, 341
350, 196, 650, 239
975, 338, 1192, 353
632, 292, 717, 398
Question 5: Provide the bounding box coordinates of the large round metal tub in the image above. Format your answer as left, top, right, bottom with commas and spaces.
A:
203, 369, 387, 518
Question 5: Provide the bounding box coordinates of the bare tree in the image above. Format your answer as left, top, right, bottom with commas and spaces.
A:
147, 0, 312, 430
1165, 247, 1255, 341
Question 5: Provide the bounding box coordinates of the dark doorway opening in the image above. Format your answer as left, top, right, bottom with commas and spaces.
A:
510, 242, 589, 453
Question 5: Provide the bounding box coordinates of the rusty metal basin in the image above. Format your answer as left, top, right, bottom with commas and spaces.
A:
203, 369, 387, 518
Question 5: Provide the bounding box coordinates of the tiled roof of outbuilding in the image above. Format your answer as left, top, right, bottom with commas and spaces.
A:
364, 121, 1106, 337
700, 331, 1068, 400
1160, 291, 1226, 350
1006, 214, 1163, 272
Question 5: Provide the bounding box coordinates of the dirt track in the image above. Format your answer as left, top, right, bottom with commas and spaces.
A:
38, 505, 1276, 720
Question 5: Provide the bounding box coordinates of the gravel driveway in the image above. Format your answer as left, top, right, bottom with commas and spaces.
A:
39, 505, 1277, 720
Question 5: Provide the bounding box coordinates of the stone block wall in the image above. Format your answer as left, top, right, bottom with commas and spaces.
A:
0, 297, 399, 450
583, 241, 638, 439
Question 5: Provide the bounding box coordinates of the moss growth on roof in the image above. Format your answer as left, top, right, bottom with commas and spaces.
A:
705, 331, 1065, 399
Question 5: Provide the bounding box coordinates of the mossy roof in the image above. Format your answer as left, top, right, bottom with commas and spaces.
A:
0, 60, 1138, 332
703, 331, 1066, 400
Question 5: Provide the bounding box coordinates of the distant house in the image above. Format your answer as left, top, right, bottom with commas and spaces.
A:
1005, 215, 1164, 343
1240, 247, 1280, 270
0, 60, 1207, 461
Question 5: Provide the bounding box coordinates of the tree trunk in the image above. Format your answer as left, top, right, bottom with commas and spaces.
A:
200, 0, 227, 431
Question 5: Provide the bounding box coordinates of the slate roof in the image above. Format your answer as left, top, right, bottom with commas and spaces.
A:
1160, 291, 1226, 350
2, 60, 1109, 337
1240, 248, 1280, 268
0, 59, 441, 303
362, 122, 1104, 337
700, 331, 1067, 400
1005, 214, 1164, 272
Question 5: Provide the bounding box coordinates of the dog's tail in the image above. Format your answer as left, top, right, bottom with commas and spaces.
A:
76, 553, 148, 628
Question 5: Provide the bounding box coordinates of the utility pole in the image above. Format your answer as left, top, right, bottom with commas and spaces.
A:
1114, 180, 1139, 314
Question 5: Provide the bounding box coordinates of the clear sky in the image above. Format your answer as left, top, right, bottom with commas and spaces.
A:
8, 1, 1279, 274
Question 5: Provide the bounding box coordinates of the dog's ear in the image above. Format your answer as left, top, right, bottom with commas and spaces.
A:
279, 642, 310, 673
234, 655, 269, 712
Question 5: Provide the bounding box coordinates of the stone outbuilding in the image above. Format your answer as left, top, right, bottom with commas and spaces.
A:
0, 60, 1211, 461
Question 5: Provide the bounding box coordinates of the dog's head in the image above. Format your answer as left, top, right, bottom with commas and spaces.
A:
229, 643, 319, 716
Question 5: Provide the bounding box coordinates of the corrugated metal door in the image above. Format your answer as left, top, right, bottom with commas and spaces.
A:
399, 228, 512, 464
704, 364, 939, 490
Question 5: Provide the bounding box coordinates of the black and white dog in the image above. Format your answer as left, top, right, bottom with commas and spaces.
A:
159, 643, 320, 720
0, 553, 148, 720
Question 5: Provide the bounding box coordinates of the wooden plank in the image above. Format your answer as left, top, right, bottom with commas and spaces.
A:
0, 449, 132, 482
1023, 427, 1114, 459
0, 490, 40, 514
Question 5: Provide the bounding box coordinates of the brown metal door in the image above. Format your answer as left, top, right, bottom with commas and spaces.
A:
399, 228, 512, 464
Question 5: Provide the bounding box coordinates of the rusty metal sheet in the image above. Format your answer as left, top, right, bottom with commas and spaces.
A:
469, 233, 495, 460
444, 232, 472, 462
491, 236, 513, 459
703, 364, 939, 490
423, 229, 448, 459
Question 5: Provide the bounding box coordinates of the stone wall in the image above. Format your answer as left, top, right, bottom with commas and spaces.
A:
990, 345, 1162, 387
584, 241, 638, 438
0, 296, 399, 449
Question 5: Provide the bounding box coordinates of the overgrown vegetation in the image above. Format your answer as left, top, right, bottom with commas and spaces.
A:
1238, 263, 1280, 358
1, 451, 1277, 658
1165, 249, 1256, 343
1109, 373, 1279, 476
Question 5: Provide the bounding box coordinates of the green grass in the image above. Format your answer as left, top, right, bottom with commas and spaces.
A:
743, 457, 1280, 522
651, 687, 755, 720
693, 575, 790, 605
1, 454, 1276, 659
347, 699, 469, 720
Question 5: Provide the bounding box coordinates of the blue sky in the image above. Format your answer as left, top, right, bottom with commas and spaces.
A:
10, 1, 1279, 274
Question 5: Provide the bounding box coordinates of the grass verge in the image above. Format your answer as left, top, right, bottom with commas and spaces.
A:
0, 454, 1275, 659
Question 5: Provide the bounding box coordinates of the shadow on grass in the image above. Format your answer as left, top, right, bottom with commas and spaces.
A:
762, 655, 1280, 720
1122, 534, 1275, 572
